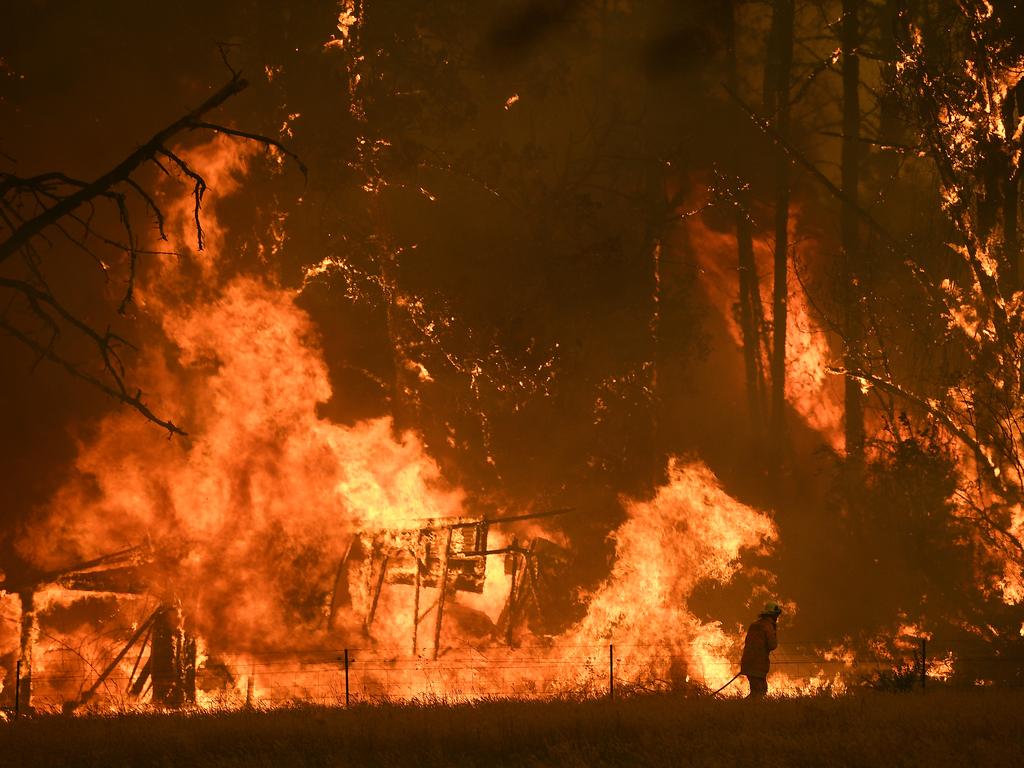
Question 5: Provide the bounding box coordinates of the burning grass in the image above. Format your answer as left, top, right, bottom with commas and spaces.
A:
2, 689, 1021, 767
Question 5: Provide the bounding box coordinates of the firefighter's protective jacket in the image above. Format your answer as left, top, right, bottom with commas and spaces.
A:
740, 615, 778, 678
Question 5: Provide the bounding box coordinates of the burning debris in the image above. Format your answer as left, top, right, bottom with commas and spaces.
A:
330, 507, 573, 656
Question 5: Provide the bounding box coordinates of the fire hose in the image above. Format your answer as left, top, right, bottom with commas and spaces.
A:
711, 672, 741, 696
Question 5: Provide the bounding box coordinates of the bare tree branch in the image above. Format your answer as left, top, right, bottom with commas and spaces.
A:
0, 317, 184, 436
187, 122, 309, 179
0, 74, 248, 263
0, 73, 304, 435
156, 147, 208, 251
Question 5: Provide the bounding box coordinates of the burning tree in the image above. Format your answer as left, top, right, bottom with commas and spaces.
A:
848, 3, 1024, 609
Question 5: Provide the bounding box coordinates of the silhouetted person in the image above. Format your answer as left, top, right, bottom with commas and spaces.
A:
741, 601, 782, 698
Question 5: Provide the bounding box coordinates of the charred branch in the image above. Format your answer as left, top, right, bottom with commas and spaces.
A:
0, 73, 303, 435
67, 610, 159, 712
0, 75, 246, 264
0, 278, 183, 435
187, 122, 308, 179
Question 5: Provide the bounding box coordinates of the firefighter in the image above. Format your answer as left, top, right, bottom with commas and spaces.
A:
740, 601, 782, 698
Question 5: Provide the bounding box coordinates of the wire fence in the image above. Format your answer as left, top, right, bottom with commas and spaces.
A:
11, 640, 1024, 711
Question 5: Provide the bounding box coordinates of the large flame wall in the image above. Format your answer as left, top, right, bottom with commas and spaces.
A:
8, 139, 782, 707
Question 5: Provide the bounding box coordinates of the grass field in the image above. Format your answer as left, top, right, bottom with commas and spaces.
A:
2, 689, 1021, 767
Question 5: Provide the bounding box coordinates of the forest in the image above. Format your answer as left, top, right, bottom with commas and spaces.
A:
1, 0, 1023, 714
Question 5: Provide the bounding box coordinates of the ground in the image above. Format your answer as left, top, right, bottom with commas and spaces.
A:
1, 689, 1021, 767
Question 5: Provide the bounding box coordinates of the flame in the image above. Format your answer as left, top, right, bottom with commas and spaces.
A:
997, 505, 1024, 604
557, 459, 777, 693
0, 592, 18, 695
684, 212, 844, 448
17, 137, 464, 661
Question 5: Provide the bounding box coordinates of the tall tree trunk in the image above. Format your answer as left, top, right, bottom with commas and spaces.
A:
842, 0, 865, 471
767, 0, 795, 470
726, 0, 767, 448
1002, 84, 1021, 290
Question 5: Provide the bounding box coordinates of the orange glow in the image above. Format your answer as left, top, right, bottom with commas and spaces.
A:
685, 212, 844, 449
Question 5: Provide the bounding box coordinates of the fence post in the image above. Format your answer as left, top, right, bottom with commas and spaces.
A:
609, 644, 614, 701
920, 637, 927, 689
14, 659, 20, 719
245, 661, 254, 708
344, 648, 350, 707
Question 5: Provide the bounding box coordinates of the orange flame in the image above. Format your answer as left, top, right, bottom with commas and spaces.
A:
684, 212, 844, 449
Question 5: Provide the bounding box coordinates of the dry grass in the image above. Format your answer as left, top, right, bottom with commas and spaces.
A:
1, 689, 1021, 767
